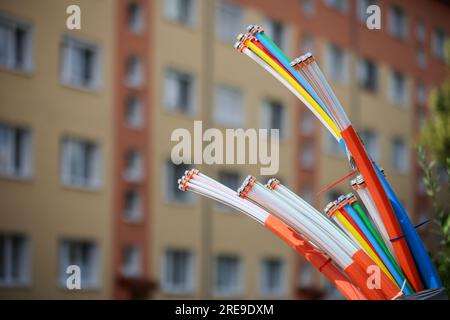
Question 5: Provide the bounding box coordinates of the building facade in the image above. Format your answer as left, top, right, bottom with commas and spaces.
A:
0, 0, 449, 299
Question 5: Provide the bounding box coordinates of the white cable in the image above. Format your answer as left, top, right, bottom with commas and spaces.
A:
243, 181, 353, 268
242, 47, 340, 141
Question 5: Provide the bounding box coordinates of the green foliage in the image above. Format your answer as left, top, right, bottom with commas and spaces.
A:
417, 146, 450, 294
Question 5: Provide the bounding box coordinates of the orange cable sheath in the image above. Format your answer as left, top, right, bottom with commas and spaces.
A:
264, 215, 367, 300
341, 126, 423, 292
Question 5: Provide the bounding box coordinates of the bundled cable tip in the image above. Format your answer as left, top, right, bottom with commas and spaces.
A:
247, 24, 263, 35
238, 175, 256, 198
265, 178, 280, 190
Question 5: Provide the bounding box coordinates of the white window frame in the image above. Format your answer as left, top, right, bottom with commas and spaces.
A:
0, 123, 33, 179
124, 149, 144, 182
125, 55, 144, 88
216, 0, 243, 43
391, 137, 409, 173
122, 245, 142, 278
124, 190, 142, 223
432, 29, 447, 61
300, 142, 314, 169
164, 161, 194, 203
164, 0, 197, 26
125, 96, 144, 128
388, 6, 408, 40
0, 234, 31, 287
389, 70, 408, 106
60, 35, 101, 89
161, 249, 195, 294
260, 258, 286, 297
260, 99, 288, 139
301, 0, 315, 17
58, 240, 100, 289
0, 15, 33, 72
60, 136, 102, 189
214, 85, 245, 128
361, 130, 379, 162
127, 2, 145, 34
164, 69, 196, 115
214, 255, 243, 297
325, 0, 349, 13
325, 44, 348, 83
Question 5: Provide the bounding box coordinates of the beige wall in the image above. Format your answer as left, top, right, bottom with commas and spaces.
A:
0, 0, 115, 298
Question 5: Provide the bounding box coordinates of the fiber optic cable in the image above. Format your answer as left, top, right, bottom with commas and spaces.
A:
239, 177, 393, 299
248, 25, 334, 120
178, 170, 367, 300
373, 166, 442, 289
290, 52, 424, 291
343, 202, 413, 294
238, 38, 341, 140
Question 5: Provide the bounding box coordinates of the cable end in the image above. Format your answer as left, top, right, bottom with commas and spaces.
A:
265, 178, 280, 190
238, 175, 256, 198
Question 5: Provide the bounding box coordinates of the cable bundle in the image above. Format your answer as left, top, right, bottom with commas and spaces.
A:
229, 24, 443, 298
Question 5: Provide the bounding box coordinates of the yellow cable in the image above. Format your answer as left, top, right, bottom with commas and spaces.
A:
335, 209, 397, 286
245, 40, 341, 139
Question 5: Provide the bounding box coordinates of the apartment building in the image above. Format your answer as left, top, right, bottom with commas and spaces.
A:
0, 0, 449, 300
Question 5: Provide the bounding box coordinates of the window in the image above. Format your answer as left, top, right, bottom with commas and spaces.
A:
60, 137, 101, 188
124, 190, 142, 222
357, 0, 378, 23
0, 124, 32, 178
432, 29, 447, 61
300, 184, 313, 204
416, 21, 426, 43
416, 81, 427, 106
264, 18, 286, 51
125, 55, 143, 88
298, 263, 314, 289
300, 142, 314, 169
165, 0, 196, 25
300, 110, 314, 135
59, 240, 99, 289
124, 149, 143, 182
162, 249, 194, 294
214, 255, 242, 296
61, 36, 100, 88
0, 234, 30, 286
260, 258, 285, 297
326, 0, 348, 13
214, 85, 244, 127
416, 47, 427, 68
216, 0, 243, 43
165, 161, 193, 203
261, 100, 287, 138
361, 130, 379, 161
127, 2, 144, 33
122, 246, 141, 278
164, 69, 195, 114
302, 33, 314, 53
326, 44, 347, 83
359, 58, 378, 92
125, 96, 144, 128
301, 0, 315, 17
389, 70, 407, 106
389, 6, 407, 40
324, 131, 343, 156
0, 16, 33, 72
391, 137, 409, 172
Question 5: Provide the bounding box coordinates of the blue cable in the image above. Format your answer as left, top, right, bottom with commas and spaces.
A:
374, 164, 442, 289
344, 203, 413, 294
253, 31, 334, 121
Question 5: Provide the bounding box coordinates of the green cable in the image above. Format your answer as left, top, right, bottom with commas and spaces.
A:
352, 201, 414, 293
261, 32, 290, 61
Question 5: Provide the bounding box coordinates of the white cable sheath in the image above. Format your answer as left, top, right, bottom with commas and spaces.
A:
242, 47, 340, 141
244, 181, 353, 268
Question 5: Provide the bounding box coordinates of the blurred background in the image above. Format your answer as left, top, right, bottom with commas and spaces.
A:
0, 0, 449, 299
